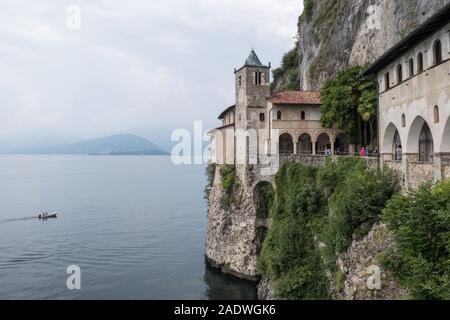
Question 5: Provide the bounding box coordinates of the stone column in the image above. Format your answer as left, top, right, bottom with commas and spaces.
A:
404, 153, 418, 189
293, 141, 298, 155
330, 138, 335, 155
433, 153, 444, 184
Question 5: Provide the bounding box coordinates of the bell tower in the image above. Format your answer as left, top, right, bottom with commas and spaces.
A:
234, 50, 271, 164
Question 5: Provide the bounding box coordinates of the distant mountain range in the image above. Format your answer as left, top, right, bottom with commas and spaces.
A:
11, 134, 169, 155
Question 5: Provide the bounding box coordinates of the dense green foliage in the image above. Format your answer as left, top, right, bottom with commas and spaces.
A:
320, 66, 378, 146
325, 161, 400, 254
219, 165, 238, 207
381, 181, 450, 300
204, 162, 216, 200
258, 158, 400, 299
258, 163, 329, 299
271, 45, 300, 93
257, 182, 275, 215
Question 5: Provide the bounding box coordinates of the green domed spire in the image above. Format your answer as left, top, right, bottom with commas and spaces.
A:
244, 50, 264, 67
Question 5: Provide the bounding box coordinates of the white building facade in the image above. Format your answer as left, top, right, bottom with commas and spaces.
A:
366, 5, 450, 188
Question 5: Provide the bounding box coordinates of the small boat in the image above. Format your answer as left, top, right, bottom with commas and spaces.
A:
38, 212, 58, 219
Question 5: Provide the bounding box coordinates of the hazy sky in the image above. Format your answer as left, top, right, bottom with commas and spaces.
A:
0, 0, 303, 151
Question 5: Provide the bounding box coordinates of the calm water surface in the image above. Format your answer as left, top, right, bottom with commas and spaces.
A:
0, 155, 257, 299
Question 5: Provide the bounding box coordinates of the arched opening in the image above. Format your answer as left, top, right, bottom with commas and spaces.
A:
254, 181, 274, 220
417, 52, 424, 72
279, 133, 294, 155
397, 64, 403, 83
409, 58, 414, 78
393, 130, 402, 161
301, 111, 306, 120
441, 116, 450, 153
334, 133, 349, 155
316, 133, 331, 155
419, 122, 434, 162
434, 105, 439, 123
434, 40, 442, 65
277, 111, 282, 120
383, 123, 402, 160
260, 113, 265, 122
253, 227, 268, 256
297, 133, 312, 154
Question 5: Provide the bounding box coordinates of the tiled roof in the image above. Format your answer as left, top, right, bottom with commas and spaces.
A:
270, 91, 321, 105
218, 105, 236, 119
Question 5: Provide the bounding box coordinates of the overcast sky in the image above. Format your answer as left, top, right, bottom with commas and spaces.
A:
0, 0, 303, 151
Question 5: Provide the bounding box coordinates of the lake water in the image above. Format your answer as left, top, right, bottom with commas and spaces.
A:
0, 155, 257, 300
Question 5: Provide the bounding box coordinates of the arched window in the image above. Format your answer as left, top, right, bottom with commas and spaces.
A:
316, 133, 331, 155
277, 111, 282, 120
434, 105, 439, 123
279, 133, 294, 155
260, 113, 265, 122
434, 40, 442, 65
255, 72, 262, 85
409, 58, 414, 78
385, 72, 390, 91
402, 114, 406, 128
238, 75, 242, 86
419, 122, 434, 162
301, 111, 306, 120
297, 133, 312, 154
397, 64, 403, 83
393, 130, 402, 161
417, 52, 424, 72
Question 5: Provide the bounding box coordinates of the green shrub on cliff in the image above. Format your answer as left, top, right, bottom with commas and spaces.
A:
316, 157, 367, 198
326, 164, 400, 254
315, 157, 400, 267
258, 163, 330, 299
219, 165, 238, 207
381, 180, 450, 300
300, 0, 314, 23
257, 159, 400, 299
204, 162, 216, 201
271, 45, 300, 93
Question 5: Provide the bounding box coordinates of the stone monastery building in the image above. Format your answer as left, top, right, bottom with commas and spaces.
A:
211, 50, 349, 167
211, 4, 450, 189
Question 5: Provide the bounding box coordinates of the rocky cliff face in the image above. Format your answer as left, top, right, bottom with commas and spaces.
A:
205, 166, 271, 281
298, 0, 449, 91
334, 224, 408, 300
256, 224, 409, 300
